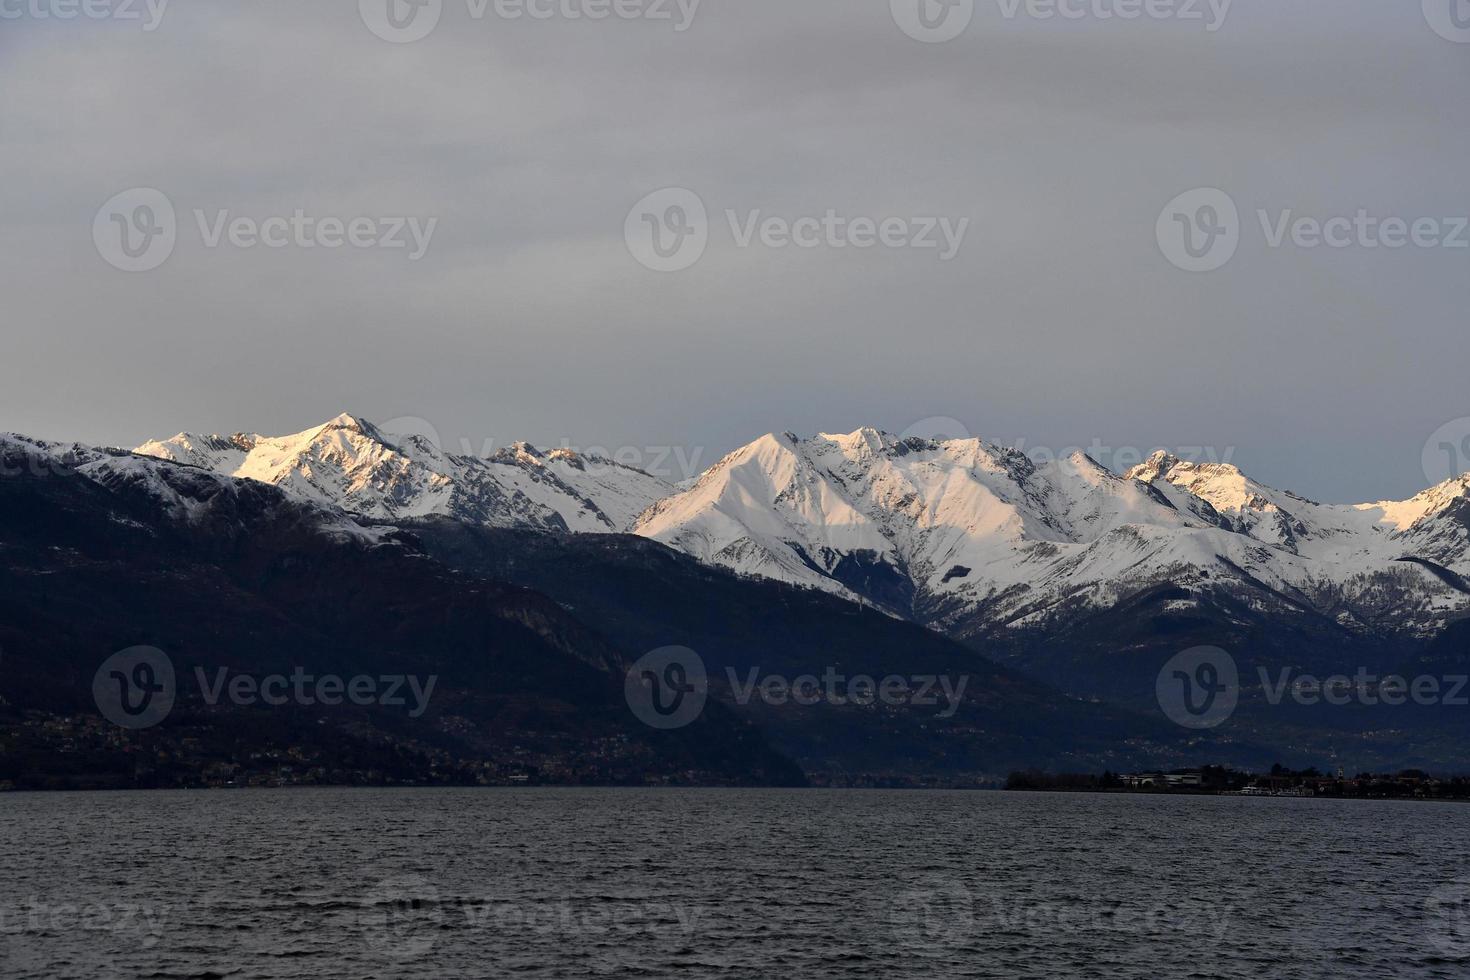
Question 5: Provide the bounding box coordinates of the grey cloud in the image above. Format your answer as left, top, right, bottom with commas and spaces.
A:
0, 0, 1466, 502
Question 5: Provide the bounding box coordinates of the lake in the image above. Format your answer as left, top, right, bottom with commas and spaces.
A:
3, 788, 1468, 978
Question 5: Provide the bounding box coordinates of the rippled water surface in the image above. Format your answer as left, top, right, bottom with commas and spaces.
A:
4, 788, 1470, 979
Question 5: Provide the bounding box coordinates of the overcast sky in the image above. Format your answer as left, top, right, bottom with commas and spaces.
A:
2, 0, 1467, 502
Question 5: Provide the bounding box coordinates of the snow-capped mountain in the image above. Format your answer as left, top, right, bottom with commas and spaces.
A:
136, 414, 670, 533
0, 430, 390, 545
14, 416, 1470, 772
634, 430, 1470, 636
128, 415, 1470, 640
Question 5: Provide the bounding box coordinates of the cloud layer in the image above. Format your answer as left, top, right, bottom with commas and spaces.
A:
2, 0, 1466, 501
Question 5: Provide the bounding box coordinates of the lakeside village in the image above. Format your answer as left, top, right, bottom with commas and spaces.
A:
11, 704, 1470, 797
1005, 765, 1470, 801
0, 708, 732, 792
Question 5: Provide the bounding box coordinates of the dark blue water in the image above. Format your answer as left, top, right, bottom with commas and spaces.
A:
3, 788, 1469, 979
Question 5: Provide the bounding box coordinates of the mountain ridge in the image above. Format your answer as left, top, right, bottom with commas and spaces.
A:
128, 415, 1470, 644
136, 413, 671, 534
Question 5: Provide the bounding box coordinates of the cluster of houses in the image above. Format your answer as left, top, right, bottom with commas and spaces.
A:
1116, 767, 1470, 799
1119, 771, 1205, 790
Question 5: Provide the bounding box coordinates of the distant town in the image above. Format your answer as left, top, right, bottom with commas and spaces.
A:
12, 704, 1470, 798
1006, 765, 1470, 801
0, 708, 742, 792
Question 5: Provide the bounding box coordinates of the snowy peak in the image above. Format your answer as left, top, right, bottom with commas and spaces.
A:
136, 414, 671, 534
634, 428, 1206, 612
1126, 451, 1296, 515
817, 426, 898, 466
638, 429, 1470, 634
128, 416, 1470, 638
633, 430, 896, 597
1, 431, 383, 543
136, 431, 258, 472
1124, 450, 1470, 558
1124, 451, 1329, 552
1360, 473, 1470, 532
1122, 449, 1178, 485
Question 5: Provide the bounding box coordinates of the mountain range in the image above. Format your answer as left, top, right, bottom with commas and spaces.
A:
1, 422, 1248, 788
138, 414, 1470, 647
0, 431, 802, 789
136, 414, 669, 534
5, 411, 1469, 785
